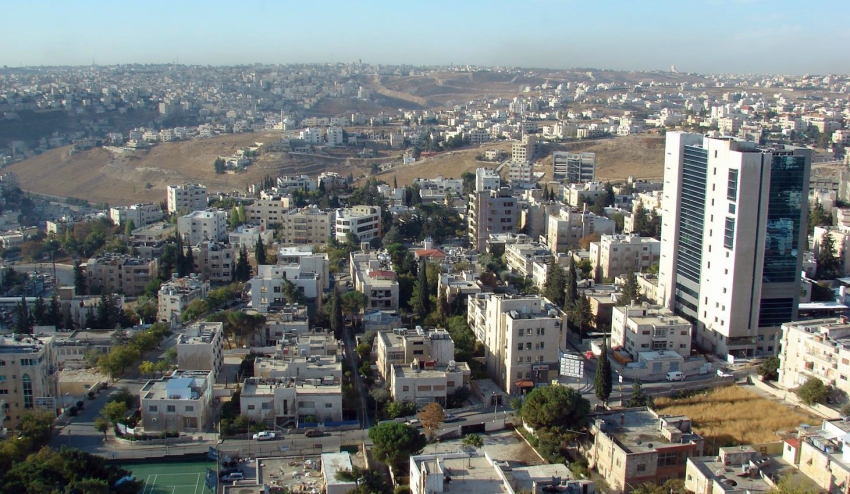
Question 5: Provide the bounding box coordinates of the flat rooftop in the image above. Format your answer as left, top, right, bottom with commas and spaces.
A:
413, 453, 505, 494
689, 453, 803, 493
254, 456, 324, 493
597, 409, 700, 454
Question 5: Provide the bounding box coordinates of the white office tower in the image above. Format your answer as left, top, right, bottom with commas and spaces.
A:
658, 133, 811, 359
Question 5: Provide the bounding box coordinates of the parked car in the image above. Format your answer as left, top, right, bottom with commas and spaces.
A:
221, 472, 244, 482
443, 413, 459, 423
666, 371, 685, 382
406, 418, 421, 427
584, 351, 595, 359
305, 429, 324, 438
219, 468, 240, 478
252, 431, 276, 441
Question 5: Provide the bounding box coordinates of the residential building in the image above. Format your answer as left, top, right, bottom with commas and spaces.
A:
563, 182, 608, 208
611, 304, 692, 360
166, 183, 208, 214
176, 322, 223, 381
587, 408, 704, 493
276, 175, 316, 192
131, 221, 176, 243
245, 195, 292, 228
323, 453, 357, 494
553, 152, 596, 182
658, 133, 811, 358
375, 327, 456, 381
335, 206, 381, 243
467, 294, 565, 394
191, 241, 235, 285
0, 334, 57, 429
228, 224, 273, 250
350, 250, 399, 311
254, 355, 342, 382
177, 209, 228, 245
796, 418, 850, 493
474, 167, 501, 192
512, 135, 536, 162
390, 361, 470, 407
279, 207, 333, 246
468, 189, 518, 253
437, 271, 483, 307
508, 162, 534, 184
505, 241, 552, 278
685, 442, 796, 494
777, 318, 850, 391
326, 126, 344, 146
140, 370, 214, 432
86, 254, 158, 296
109, 203, 163, 227
240, 376, 342, 427
157, 274, 209, 326
546, 208, 616, 252
589, 234, 661, 281
250, 256, 328, 313
260, 306, 312, 346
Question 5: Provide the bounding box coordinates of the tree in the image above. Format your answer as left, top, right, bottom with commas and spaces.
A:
626, 379, 654, 409
335, 466, 388, 494
618, 268, 641, 305
124, 219, 136, 237
214, 157, 226, 174
570, 295, 594, 337
15, 296, 31, 334
368, 422, 426, 469
543, 261, 566, 308
73, 259, 86, 295
565, 257, 578, 309
31, 296, 47, 326
235, 245, 251, 281
418, 402, 446, 440
758, 356, 780, 381
138, 360, 156, 377
462, 433, 484, 449
329, 287, 344, 339
595, 339, 613, 407
795, 376, 830, 406
47, 294, 63, 328
100, 400, 128, 426
414, 259, 430, 320
767, 476, 821, 494
184, 245, 194, 275
94, 417, 110, 439
809, 202, 832, 235
520, 385, 591, 430
255, 236, 267, 265
816, 231, 842, 280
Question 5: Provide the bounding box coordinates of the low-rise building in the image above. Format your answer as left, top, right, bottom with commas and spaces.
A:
778, 318, 850, 391
240, 376, 342, 427
390, 360, 470, 407
254, 355, 342, 382
177, 209, 228, 245
546, 208, 615, 252
191, 241, 235, 284
250, 254, 328, 313
261, 306, 312, 347
86, 254, 158, 296
587, 408, 704, 492
109, 203, 163, 227
505, 242, 552, 278
140, 370, 214, 432
228, 224, 273, 250
590, 234, 661, 281
157, 274, 209, 326
350, 250, 399, 311
335, 206, 381, 243
375, 327, 455, 381
176, 322, 223, 381
685, 442, 799, 494
611, 304, 692, 360
279, 207, 333, 246
437, 271, 483, 307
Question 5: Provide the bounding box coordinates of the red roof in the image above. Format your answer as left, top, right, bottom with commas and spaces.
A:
414, 249, 446, 258
369, 270, 396, 280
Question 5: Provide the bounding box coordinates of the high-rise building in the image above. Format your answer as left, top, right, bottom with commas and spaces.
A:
658, 133, 811, 358
552, 152, 596, 183
468, 189, 518, 253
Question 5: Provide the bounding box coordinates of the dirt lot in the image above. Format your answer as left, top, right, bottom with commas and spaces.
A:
654, 385, 818, 454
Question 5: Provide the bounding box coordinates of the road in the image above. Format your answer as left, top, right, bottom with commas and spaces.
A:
16, 262, 75, 287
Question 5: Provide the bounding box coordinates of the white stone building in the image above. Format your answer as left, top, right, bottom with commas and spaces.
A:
335, 206, 381, 243
611, 304, 692, 360
176, 322, 223, 381
589, 234, 661, 281
140, 370, 214, 432
166, 183, 208, 214
177, 209, 228, 245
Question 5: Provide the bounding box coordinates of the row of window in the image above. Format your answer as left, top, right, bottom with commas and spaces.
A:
148, 405, 194, 413
517, 342, 545, 351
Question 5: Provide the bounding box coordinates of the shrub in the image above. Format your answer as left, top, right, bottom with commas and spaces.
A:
758, 356, 780, 381
65, 406, 78, 417
795, 377, 830, 406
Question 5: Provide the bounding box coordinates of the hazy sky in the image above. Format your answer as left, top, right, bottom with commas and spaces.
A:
2, 0, 848, 74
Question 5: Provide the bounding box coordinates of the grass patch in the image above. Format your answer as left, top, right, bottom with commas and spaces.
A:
655, 385, 818, 454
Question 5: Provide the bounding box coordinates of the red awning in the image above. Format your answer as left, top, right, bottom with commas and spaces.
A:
514, 380, 535, 388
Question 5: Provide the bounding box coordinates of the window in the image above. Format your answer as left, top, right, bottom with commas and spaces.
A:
517, 357, 522, 363
167, 405, 176, 413
724, 217, 735, 249
148, 405, 158, 412
0, 376, 5, 383
21, 374, 32, 409
247, 404, 255, 410
727, 169, 739, 201
518, 343, 524, 351
185, 406, 194, 412
658, 451, 679, 467
402, 386, 409, 392
636, 464, 646, 473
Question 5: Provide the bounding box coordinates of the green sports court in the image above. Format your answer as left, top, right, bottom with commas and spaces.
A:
125, 460, 217, 494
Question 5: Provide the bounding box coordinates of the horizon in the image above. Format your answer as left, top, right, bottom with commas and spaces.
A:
2, 0, 848, 75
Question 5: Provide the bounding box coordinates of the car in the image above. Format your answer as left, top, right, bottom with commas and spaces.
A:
252, 431, 276, 441
219, 468, 240, 478
585, 351, 595, 359
221, 472, 244, 482
304, 429, 324, 438
716, 369, 734, 378
666, 371, 685, 382
443, 413, 459, 423
406, 418, 421, 426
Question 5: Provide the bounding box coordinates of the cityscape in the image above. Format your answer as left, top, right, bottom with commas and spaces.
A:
2, 2, 850, 494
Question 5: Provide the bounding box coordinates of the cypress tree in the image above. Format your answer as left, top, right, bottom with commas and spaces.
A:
595, 338, 613, 407
255, 236, 267, 266
329, 287, 344, 339
565, 257, 578, 310
184, 245, 195, 275
416, 259, 430, 319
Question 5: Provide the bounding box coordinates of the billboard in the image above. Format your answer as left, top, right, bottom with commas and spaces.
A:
559, 352, 583, 378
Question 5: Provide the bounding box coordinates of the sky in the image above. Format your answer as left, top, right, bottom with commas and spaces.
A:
1, 0, 848, 75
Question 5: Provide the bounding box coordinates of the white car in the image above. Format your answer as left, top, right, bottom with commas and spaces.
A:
252, 431, 276, 441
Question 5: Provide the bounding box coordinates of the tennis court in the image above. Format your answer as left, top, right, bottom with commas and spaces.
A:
126, 460, 216, 494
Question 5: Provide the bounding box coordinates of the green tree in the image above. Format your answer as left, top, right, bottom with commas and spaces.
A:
618, 268, 641, 305
46, 294, 62, 328
124, 219, 136, 237
462, 433, 484, 449
15, 296, 31, 334
73, 259, 86, 295
214, 157, 226, 174
758, 356, 780, 381
414, 259, 430, 320
816, 231, 842, 280
100, 400, 129, 426
235, 245, 251, 282
809, 202, 833, 235
626, 378, 654, 409
255, 236, 267, 265
368, 422, 427, 469
595, 339, 613, 407
138, 360, 156, 378
543, 261, 566, 308
329, 287, 344, 339
520, 385, 591, 430
795, 376, 830, 406
565, 257, 578, 308
335, 466, 389, 494
184, 245, 194, 275
94, 417, 110, 439
570, 295, 594, 337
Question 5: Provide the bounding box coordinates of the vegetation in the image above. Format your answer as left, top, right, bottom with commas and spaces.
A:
655, 386, 817, 454
816, 231, 842, 280
758, 356, 780, 381
594, 339, 613, 406
626, 379, 654, 409
795, 377, 831, 406
417, 402, 445, 440
462, 433, 484, 449
335, 466, 391, 494
368, 422, 426, 471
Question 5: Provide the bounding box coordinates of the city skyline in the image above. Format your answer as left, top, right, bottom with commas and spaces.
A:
2, 0, 849, 74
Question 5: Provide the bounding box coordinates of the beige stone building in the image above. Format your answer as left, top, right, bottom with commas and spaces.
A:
176, 322, 223, 381
778, 318, 850, 391
590, 234, 661, 281
279, 207, 333, 246
86, 254, 158, 296
140, 370, 214, 432
191, 241, 235, 284
0, 334, 57, 429
375, 327, 455, 382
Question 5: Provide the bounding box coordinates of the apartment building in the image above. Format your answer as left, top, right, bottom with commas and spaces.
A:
796, 419, 850, 492
546, 208, 615, 252
350, 250, 399, 311
468, 189, 518, 253
611, 304, 692, 360
587, 408, 704, 493
176, 322, 223, 381
505, 241, 552, 278
437, 271, 483, 307
335, 205, 381, 243
250, 256, 328, 313
375, 327, 455, 381
467, 294, 565, 394
240, 376, 342, 427
685, 442, 791, 494
279, 207, 333, 246
177, 209, 228, 245
228, 224, 274, 250
658, 133, 811, 358
140, 370, 214, 432
589, 234, 661, 281
512, 135, 536, 162
553, 151, 596, 182
157, 274, 209, 326
0, 334, 57, 429
86, 254, 158, 296
563, 182, 609, 208
245, 195, 292, 228
777, 318, 850, 391
191, 241, 235, 284
276, 175, 316, 192
254, 355, 343, 382
508, 162, 534, 184
261, 306, 312, 347
475, 167, 501, 192
166, 183, 208, 214
390, 360, 470, 407
109, 203, 163, 227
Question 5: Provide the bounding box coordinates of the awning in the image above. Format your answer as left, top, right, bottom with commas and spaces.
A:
514, 379, 535, 388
